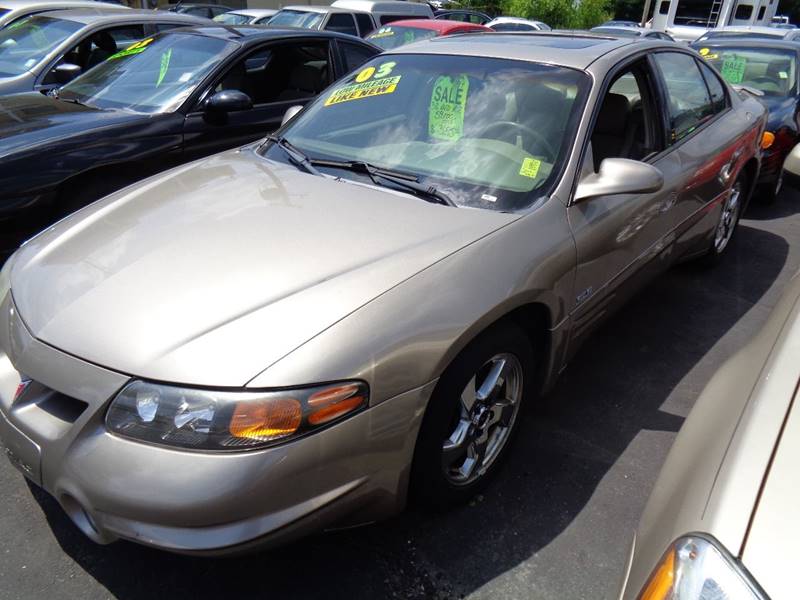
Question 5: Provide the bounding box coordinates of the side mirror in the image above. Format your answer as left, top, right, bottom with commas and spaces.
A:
782, 143, 800, 188
53, 63, 82, 85
281, 104, 303, 126
574, 158, 664, 202
205, 89, 253, 113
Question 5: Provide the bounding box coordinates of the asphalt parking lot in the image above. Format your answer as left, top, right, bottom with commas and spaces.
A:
2, 188, 800, 600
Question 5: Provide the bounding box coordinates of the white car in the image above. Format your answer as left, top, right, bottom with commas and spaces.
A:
486, 16, 550, 32
213, 7, 277, 25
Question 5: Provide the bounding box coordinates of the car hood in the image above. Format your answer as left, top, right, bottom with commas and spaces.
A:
9, 148, 517, 387
0, 92, 144, 158
740, 386, 800, 600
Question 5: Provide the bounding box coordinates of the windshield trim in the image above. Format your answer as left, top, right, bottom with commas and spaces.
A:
271, 52, 592, 213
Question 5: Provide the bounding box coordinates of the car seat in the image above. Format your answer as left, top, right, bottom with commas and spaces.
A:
591, 92, 630, 171
84, 31, 117, 70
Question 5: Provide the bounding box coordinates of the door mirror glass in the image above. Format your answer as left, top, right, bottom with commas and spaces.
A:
575, 158, 664, 201
205, 89, 253, 113
53, 63, 82, 85
281, 104, 303, 126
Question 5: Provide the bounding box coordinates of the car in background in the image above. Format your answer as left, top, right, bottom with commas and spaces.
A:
0, 8, 208, 95
267, 0, 432, 38
0, 0, 128, 28
590, 25, 674, 40
366, 18, 490, 50
434, 8, 491, 25
487, 16, 550, 31
693, 39, 800, 201
213, 8, 276, 25
0, 33, 765, 555
618, 221, 800, 599
695, 25, 800, 42
165, 2, 231, 19
0, 26, 379, 256
599, 19, 639, 27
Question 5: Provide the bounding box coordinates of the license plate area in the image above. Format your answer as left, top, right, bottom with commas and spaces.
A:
0, 410, 41, 485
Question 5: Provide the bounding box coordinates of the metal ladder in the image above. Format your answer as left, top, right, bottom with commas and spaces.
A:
707, 0, 722, 27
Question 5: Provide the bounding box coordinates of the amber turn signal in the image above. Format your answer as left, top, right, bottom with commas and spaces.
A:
639, 545, 675, 600
307, 383, 366, 426
229, 397, 302, 442
761, 131, 775, 150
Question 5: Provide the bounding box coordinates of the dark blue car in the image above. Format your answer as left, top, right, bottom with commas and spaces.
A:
691, 38, 800, 202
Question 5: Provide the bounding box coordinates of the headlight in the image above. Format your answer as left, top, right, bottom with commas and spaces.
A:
106, 380, 368, 451
639, 535, 766, 600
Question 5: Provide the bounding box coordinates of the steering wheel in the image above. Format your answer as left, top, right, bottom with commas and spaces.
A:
477, 120, 557, 160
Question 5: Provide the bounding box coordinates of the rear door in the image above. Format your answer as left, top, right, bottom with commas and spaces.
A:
183, 39, 335, 159
650, 50, 750, 257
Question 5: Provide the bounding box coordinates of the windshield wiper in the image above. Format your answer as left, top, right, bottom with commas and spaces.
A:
264, 134, 321, 177
310, 159, 456, 207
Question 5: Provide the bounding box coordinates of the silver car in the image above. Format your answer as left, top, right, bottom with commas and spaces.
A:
0, 0, 129, 28
0, 8, 208, 95
0, 34, 766, 554
618, 149, 800, 600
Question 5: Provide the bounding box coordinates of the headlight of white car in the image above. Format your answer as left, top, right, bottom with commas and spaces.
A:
639, 535, 766, 600
106, 380, 368, 451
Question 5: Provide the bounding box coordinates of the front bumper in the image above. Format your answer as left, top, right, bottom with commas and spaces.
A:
0, 294, 432, 554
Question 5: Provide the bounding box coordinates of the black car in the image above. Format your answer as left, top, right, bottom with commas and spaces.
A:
433, 9, 491, 25
0, 26, 380, 255
691, 39, 800, 201
167, 3, 233, 19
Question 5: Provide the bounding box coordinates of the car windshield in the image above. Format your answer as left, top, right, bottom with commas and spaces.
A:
213, 12, 252, 24
591, 27, 641, 37
701, 31, 783, 41
0, 16, 82, 77
267, 9, 324, 29
700, 47, 797, 96
269, 54, 589, 211
366, 25, 439, 50
58, 33, 235, 113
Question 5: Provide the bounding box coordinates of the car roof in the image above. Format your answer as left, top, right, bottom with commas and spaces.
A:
31, 7, 207, 23
228, 8, 276, 16
278, 5, 361, 14
387, 32, 638, 69
167, 24, 376, 44
693, 37, 800, 50
0, 0, 128, 8
372, 18, 487, 32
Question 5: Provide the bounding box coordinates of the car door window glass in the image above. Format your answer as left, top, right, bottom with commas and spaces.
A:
340, 41, 377, 72
214, 41, 331, 105
325, 13, 357, 35
654, 52, 714, 144
589, 64, 659, 172
354, 13, 374, 36
0, 15, 81, 77
697, 60, 728, 113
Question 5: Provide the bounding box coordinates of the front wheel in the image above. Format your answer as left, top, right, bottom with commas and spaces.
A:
410, 323, 535, 508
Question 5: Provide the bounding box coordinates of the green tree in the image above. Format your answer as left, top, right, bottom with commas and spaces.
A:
573, 0, 615, 28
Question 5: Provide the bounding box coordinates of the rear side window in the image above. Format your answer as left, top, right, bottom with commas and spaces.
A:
326, 13, 357, 36
697, 60, 728, 113
757, 5, 766, 20
653, 52, 714, 143
659, 1, 670, 14
340, 41, 377, 71
354, 13, 374, 35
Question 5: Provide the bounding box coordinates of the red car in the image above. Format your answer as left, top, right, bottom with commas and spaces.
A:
365, 19, 491, 49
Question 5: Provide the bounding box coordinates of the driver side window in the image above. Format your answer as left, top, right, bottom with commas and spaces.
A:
586, 62, 661, 173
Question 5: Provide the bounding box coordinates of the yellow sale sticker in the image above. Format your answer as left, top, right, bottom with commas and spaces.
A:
519, 157, 541, 179
324, 76, 401, 106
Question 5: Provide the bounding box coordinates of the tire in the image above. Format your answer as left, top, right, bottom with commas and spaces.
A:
700, 172, 747, 266
410, 323, 535, 509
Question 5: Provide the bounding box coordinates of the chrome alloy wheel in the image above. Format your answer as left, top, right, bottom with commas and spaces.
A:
714, 180, 742, 253
441, 353, 523, 485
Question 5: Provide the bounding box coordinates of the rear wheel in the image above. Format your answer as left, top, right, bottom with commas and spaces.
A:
410, 323, 535, 508
701, 174, 746, 265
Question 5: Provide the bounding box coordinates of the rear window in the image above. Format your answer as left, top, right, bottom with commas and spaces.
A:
700, 46, 797, 96
366, 25, 438, 49
380, 14, 424, 25
268, 9, 324, 29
